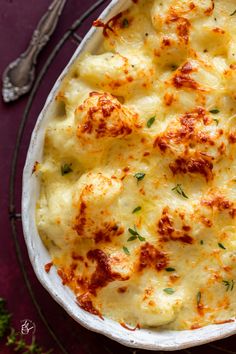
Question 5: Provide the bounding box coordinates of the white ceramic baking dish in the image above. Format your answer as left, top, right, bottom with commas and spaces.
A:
22, 0, 236, 350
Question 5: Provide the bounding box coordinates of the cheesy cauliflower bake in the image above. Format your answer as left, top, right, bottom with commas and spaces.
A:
37, 0, 236, 330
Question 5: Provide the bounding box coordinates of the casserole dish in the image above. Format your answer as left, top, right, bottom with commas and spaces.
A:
22, 0, 236, 349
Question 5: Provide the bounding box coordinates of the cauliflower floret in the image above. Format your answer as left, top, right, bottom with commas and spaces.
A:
78, 52, 154, 97
75, 91, 138, 145
73, 171, 124, 241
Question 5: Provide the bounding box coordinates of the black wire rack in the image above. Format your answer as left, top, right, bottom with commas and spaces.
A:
8, 1, 236, 353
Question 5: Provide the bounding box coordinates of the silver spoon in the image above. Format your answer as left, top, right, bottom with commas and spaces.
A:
2, 0, 67, 103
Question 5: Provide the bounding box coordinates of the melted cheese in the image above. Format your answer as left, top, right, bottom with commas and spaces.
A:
37, 0, 236, 330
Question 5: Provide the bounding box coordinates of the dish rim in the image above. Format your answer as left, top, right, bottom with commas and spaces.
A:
22, 0, 236, 350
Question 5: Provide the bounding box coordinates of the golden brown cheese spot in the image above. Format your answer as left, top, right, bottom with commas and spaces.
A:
164, 92, 175, 106
94, 10, 135, 37
32, 161, 40, 175
212, 27, 225, 35
169, 152, 214, 181
94, 224, 124, 243
93, 13, 123, 38
154, 107, 213, 154
76, 92, 135, 140
57, 268, 69, 286
143, 287, 154, 300
120, 322, 140, 331
71, 252, 84, 261
169, 274, 180, 284
58, 263, 78, 286
214, 319, 235, 325
161, 11, 191, 45
172, 72, 198, 90
87, 249, 129, 295
228, 133, 236, 144
204, 0, 214, 15
74, 201, 87, 236
191, 323, 202, 330
77, 293, 102, 318
162, 36, 172, 47
201, 194, 236, 218
200, 216, 213, 228
158, 209, 193, 244
154, 136, 169, 152
176, 17, 191, 44
44, 262, 53, 273
138, 242, 168, 272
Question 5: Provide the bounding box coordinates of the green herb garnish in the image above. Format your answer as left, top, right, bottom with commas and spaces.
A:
200, 240, 204, 245
122, 18, 129, 28
209, 109, 220, 114
0, 297, 52, 353
132, 206, 142, 214
127, 226, 146, 242
123, 246, 130, 255
171, 64, 178, 71
197, 291, 202, 306
0, 298, 11, 339
230, 9, 236, 16
134, 172, 146, 182
213, 119, 219, 126
127, 236, 138, 242
218, 243, 226, 250
147, 116, 156, 128
61, 163, 73, 176
222, 279, 235, 292
163, 288, 175, 295
172, 184, 188, 199
165, 267, 176, 272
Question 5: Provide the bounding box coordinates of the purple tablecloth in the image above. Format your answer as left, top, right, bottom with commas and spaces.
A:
0, 1, 236, 353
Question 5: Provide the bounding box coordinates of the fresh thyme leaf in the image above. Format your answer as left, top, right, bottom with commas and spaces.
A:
1, 298, 52, 353
197, 291, 202, 305
127, 235, 137, 242
128, 228, 138, 236
218, 242, 226, 250
14, 337, 25, 351
213, 119, 219, 126
123, 246, 130, 255
138, 234, 146, 242
209, 109, 220, 114
172, 184, 188, 199
200, 240, 204, 245
0, 298, 11, 339
6, 328, 17, 346
134, 172, 146, 182
222, 279, 235, 292
122, 18, 129, 28
165, 267, 176, 272
147, 116, 156, 128
61, 163, 73, 176
132, 206, 142, 213
230, 9, 236, 16
128, 227, 145, 242
163, 288, 175, 295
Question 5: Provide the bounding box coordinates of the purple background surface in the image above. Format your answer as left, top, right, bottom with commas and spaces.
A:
0, 1, 236, 353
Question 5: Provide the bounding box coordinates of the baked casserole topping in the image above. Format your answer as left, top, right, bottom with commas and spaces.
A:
37, 0, 236, 330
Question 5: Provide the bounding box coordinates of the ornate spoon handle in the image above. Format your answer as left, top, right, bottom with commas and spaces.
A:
2, 0, 66, 103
